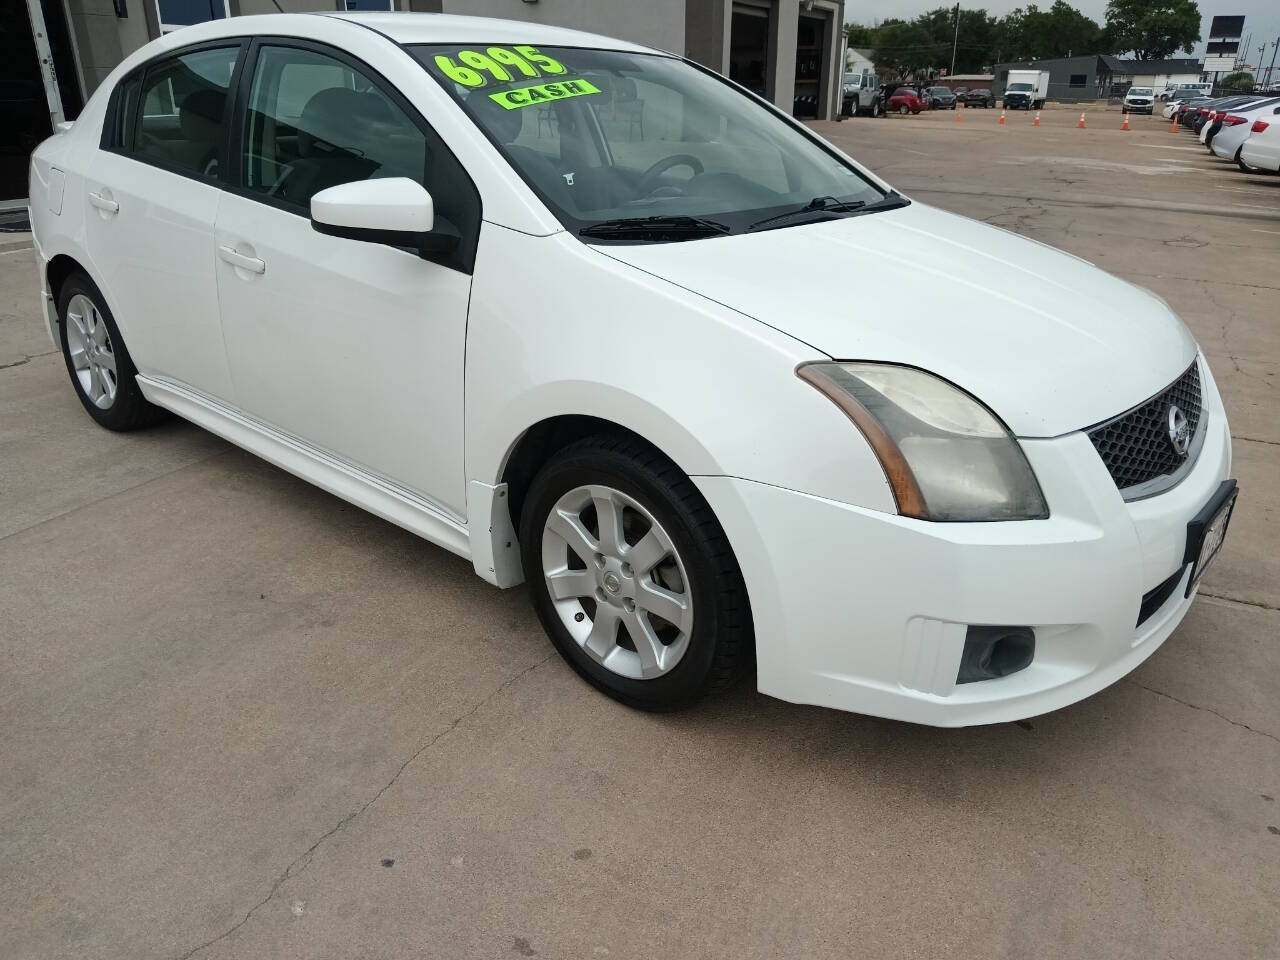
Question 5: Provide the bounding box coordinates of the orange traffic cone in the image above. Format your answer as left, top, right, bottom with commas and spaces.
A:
1122, 111, 1130, 130
1033, 111, 1041, 126
1170, 113, 1178, 133
999, 109, 1006, 125
1078, 111, 1086, 128
956, 104, 962, 123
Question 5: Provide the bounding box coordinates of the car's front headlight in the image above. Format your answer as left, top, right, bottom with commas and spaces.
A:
797, 362, 1049, 521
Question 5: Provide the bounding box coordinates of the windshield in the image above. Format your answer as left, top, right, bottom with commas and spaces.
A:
1129, 87, 1153, 95
1008, 83, 1034, 91
411, 44, 887, 241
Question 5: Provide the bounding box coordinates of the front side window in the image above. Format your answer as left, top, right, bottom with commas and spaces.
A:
240, 44, 479, 267
411, 44, 889, 241
132, 45, 239, 178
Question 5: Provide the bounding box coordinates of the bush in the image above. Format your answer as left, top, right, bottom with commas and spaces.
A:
1220, 72, 1255, 92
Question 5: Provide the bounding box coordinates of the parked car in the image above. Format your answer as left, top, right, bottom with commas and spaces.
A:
1123, 86, 1155, 114
959, 88, 994, 108
1240, 114, 1280, 172
887, 86, 927, 114
1210, 100, 1280, 168
1163, 83, 1211, 102
841, 72, 882, 117
951, 86, 969, 97
924, 86, 957, 109
27, 13, 1236, 726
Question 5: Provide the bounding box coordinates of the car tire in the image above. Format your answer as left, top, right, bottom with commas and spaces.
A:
1235, 147, 1266, 173
871, 99, 882, 117
899, 104, 909, 115
57, 272, 165, 431
519, 434, 752, 711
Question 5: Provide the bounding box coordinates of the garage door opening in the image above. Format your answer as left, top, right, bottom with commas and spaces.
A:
729, 3, 769, 99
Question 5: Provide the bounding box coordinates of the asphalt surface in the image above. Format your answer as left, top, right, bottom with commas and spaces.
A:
2, 107, 1278, 959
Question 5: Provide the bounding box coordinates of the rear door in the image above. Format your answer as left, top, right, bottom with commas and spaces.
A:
84, 41, 245, 403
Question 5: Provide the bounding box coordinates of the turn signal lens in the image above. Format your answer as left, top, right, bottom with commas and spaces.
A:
797, 363, 1049, 522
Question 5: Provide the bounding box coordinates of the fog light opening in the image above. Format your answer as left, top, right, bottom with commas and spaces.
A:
957, 626, 1035, 684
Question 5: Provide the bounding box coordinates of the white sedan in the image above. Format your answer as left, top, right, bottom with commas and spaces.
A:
27, 13, 1236, 726
1240, 112, 1280, 173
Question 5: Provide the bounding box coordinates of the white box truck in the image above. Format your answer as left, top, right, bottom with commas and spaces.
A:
1003, 69, 1049, 109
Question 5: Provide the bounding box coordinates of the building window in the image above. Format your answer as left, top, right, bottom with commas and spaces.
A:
154, 0, 227, 33
343, 0, 393, 8
1068, 74, 1087, 88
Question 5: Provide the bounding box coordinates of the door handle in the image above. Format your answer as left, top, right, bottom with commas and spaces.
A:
218, 245, 266, 275
88, 192, 119, 214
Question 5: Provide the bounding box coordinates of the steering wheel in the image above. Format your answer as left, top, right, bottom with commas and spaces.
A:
635, 154, 705, 197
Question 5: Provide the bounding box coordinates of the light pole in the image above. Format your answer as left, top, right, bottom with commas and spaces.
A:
950, 3, 960, 78
1266, 37, 1280, 90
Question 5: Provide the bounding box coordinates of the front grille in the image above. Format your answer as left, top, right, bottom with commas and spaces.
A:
1087, 362, 1202, 493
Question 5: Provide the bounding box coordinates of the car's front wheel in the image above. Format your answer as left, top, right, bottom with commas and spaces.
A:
57, 272, 165, 431
871, 99, 882, 117
520, 435, 752, 711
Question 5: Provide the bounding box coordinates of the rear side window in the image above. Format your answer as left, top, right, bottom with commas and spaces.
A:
130, 46, 240, 178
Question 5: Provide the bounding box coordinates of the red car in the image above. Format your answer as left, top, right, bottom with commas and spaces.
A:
887, 86, 928, 115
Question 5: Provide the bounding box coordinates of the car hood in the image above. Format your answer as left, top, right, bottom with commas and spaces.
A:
597, 201, 1197, 437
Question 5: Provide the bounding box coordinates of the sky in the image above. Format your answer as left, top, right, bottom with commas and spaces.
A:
846, 1, 1280, 72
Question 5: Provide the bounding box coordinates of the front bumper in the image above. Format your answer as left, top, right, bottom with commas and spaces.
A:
697, 356, 1232, 727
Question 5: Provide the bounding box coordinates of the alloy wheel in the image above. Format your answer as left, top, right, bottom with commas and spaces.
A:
65, 293, 117, 409
541, 484, 693, 680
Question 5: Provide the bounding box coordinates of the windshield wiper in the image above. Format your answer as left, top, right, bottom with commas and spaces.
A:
579, 215, 731, 242
747, 192, 908, 232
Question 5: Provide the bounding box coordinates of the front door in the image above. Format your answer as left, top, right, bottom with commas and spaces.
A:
214, 41, 478, 518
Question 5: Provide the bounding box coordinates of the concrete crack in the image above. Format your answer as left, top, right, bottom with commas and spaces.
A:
172, 651, 557, 960
1126, 679, 1280, 745
0, 350, 57, 370
1235, 435, 1280, 447
1199, 591, 1280, 612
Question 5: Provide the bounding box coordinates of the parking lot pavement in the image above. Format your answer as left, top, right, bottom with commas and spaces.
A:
2, 108, 1278, 959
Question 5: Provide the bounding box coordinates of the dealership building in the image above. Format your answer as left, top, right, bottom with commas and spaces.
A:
4, 0, 847, 205
993, 55, 1206, 102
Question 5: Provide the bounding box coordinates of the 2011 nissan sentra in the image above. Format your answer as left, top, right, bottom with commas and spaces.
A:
26, 13, 1237, 726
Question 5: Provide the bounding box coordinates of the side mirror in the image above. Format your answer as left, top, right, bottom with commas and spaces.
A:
310, 177, 458, 257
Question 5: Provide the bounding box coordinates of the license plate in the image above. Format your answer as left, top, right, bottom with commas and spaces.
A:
1185, 481, 1237, 594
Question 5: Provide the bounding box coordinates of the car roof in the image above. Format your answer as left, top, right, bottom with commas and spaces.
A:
328, 12, 657, 53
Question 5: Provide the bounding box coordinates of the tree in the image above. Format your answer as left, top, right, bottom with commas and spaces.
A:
1220, 71, 1254, 91
845, 23, 877, 48
996, 2, 1110, 61
1104, 0, 1201, 60
871, 18, 941, 81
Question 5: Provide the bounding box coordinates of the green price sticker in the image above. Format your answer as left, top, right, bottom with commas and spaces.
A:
433, 46, 567, 88
488, 78, 602, 110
